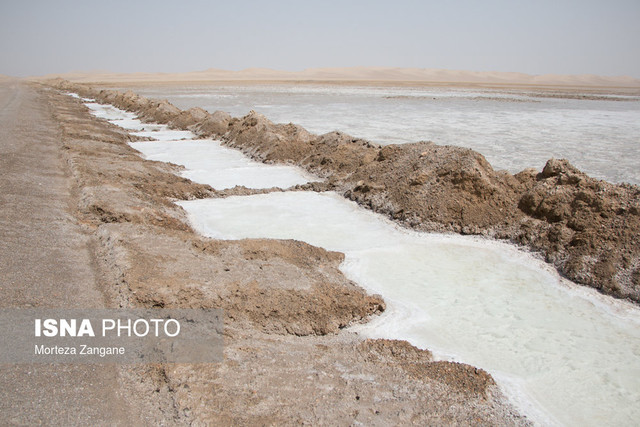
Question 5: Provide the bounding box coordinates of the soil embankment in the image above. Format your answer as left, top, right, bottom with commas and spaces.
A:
12, 81, 530, 423
54, 79, 640, 304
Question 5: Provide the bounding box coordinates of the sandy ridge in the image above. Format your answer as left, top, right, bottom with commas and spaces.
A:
32, 67, 640, 89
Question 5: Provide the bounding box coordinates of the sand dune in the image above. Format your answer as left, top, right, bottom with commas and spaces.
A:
32, 67, 640, 88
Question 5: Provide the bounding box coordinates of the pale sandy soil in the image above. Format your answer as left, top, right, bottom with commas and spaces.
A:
30, 67, 640, 92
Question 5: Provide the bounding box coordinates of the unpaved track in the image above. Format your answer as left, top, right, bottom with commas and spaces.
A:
0, 81, 143, 425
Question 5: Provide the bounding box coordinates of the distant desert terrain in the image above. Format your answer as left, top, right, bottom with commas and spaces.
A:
31, 67, 640, 90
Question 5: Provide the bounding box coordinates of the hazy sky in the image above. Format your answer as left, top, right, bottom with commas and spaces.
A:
1, 0, 639, 78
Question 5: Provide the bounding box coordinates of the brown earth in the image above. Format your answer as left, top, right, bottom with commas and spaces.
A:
53, 79, 640, 304
0, 81, 531, 423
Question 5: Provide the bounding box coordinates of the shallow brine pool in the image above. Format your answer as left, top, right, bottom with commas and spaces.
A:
178, 191, 640, 427
84, 99, 315, 190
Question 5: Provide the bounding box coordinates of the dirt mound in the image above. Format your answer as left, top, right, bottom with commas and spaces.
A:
100, 224, 384, 335
345, 142, 523, 232
193, 110, 232, 136
49, 79, 640, 304
516, 159, 640, 299
358, 338, 497, 398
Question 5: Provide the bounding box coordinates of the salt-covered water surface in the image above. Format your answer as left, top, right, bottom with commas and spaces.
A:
83, 99, 316, 190
130, 140, 317, 190
85, 101, 166, 132
129, 84, 640, 185
178, 191, 640, 426
85, 101, 196, 139
132, 128, 197, 141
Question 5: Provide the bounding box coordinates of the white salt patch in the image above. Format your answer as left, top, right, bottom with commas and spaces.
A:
81, 97, 316, 189
178, 191, 640, 426
108, 118, 154, 131
132, 129, 197, 141
85, 102, 136, 121
83, 101, 172, 133
130, 140, 317, 190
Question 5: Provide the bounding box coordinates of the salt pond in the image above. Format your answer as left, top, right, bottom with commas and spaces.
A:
178, 191, 640, 427
130, 140, 317, 190
84, 100, 315, 190
80, 95, 640, 426
126, 84, 640, 185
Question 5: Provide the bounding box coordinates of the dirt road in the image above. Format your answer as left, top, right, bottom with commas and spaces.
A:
0, 81, 148, 425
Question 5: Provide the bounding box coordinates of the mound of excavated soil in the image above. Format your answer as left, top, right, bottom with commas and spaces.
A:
52, 79, 640, 303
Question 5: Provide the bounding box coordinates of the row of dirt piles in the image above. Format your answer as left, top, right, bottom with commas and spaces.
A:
50, 80, 640, 303
44, 82, 528, 424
